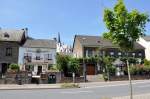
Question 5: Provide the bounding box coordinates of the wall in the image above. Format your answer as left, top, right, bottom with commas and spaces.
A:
138, 37, 150, 60
73, 38, 83, 58
18, 47, 56, 68
0, 42, 19, 64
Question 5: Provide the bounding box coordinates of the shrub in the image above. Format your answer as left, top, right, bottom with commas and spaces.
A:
9, 64, 19, 71
108, 65, 116, 76
144, 59, 150, 66
130, 66, 137, 75
103, 73, 108, 81
61, 83, 80, 88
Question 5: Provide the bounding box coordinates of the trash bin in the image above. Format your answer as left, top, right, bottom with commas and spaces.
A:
48, 74, 56, 84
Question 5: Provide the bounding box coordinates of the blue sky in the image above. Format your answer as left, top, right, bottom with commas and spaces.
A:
0, 0, 150, 45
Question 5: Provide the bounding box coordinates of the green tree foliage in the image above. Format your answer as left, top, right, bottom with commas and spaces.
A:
103, 1, 149, 98
56, 53, 70, 76
103, 0, 149, 51
68, 58, 80, 74
56, 53, 80, 76
144, 59, 150, 66
9, 64, 20, 71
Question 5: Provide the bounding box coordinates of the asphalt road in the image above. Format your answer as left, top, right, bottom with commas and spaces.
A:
1, 80, 150, 99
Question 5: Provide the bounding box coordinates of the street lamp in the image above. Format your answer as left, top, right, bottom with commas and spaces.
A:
82, 38, 86, 82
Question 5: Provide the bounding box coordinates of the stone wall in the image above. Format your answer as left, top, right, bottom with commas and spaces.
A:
0, 71, 32, 84
110, 75, 150, 81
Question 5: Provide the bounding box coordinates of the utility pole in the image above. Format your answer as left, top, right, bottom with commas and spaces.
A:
82, 38, 86, 82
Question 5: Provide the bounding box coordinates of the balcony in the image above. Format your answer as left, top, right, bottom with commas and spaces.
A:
24, 56, 53, 63
24, 56, 32, 63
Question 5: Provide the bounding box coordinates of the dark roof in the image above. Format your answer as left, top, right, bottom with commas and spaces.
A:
73, 35, 144, 49
142, 36, 150, 41
23, 39, 56, 48
74, 35, 116, 48
134, 42, 145, 49
0, 29, 25, 42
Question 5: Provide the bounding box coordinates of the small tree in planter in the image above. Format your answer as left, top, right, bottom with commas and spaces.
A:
68, 58, 80, 74
9, 64, 20, 72
103, 0, 149, 98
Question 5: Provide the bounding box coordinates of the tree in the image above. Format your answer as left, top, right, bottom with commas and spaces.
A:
68, 58, 80, 74
56, 53, 80, 77
103, 0, 149, 99
103, 56, 116, 81
56, 53, 70, 76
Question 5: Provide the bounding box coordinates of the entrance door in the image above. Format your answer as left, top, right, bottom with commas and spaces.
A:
86, 64, 95, 75
37, 66, 42, 75
1, 63, 8, 74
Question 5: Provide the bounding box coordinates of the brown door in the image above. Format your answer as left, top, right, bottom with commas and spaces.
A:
86, 64, 95, 75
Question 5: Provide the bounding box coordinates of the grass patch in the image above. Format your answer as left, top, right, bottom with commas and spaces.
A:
61, 83, 80, 88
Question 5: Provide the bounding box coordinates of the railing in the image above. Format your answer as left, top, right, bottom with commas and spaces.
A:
24, 57, 52, 63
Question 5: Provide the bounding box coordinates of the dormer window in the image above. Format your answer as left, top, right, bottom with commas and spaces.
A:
4, 32, 9, 38
97, 41, 101, 43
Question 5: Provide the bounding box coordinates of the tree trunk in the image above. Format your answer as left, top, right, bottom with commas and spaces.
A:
126, 52, 133, 99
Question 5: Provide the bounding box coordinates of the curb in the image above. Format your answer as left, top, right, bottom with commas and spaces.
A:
0, 87, 61, 90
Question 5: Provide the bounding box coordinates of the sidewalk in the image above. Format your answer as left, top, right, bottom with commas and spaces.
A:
112, 93, 150, 99
0, 84, 61, 90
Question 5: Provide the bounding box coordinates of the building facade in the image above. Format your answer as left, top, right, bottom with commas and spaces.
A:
18, 39, 56, 76
0, 29, 27, 75
73, 35, 145, 75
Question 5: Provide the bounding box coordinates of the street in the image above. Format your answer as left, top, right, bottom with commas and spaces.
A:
0, 80, 150, 99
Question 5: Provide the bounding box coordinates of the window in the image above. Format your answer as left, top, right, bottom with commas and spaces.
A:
44, 54, 52, 60
24, 53, 32, 57
36, 53, 41, 60
110, 52, 114, 56
4, 33, 9, 38
24, 53, 32, 62
118, 52, 121, 56
132, 53, 135, 57
138, 53, 142, 57
6, 48, 12, 56
88, 49, 93, 57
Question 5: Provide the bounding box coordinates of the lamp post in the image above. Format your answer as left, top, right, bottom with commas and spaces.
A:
82, 38, 86, 82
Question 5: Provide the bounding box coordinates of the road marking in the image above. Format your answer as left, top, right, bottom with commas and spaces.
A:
81, 80, 150, 89
60, 90, 93, 94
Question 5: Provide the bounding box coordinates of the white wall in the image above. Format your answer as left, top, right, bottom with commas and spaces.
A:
18, 47, 56, 67
138, 37, 150, 60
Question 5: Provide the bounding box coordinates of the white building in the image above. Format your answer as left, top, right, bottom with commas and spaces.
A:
56, 33, 72, 55
18, 39, 56, 75
138, 36, 150, 60
57, 43, 72, 55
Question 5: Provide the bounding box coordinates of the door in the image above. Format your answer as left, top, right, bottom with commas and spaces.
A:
86, 64, 95, 75
37, 66, 42, 75
2, 63, 8, 74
